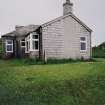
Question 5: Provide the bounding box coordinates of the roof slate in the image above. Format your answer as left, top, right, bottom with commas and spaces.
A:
2, 25, 40, 37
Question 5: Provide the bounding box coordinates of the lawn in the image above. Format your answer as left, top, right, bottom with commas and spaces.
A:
0, 58, 105, 105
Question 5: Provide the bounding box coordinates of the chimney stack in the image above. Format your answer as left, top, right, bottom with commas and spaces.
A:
15, 25, 24, 31
63, 0, 73, 15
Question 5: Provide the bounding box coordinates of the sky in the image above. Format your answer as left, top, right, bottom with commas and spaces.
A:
0, 0, 105, 46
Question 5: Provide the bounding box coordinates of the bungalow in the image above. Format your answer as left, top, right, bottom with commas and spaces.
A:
2, 0, 92, 60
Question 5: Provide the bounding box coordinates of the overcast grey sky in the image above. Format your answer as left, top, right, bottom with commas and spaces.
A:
0, 0, 105, 46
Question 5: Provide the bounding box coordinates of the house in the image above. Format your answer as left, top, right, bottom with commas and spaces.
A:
2, 0, 92, 60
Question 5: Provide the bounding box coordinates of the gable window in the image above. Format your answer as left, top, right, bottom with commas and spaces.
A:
80, 37, 87, 51
20, 39, 25, 48
6, 40, 13, 53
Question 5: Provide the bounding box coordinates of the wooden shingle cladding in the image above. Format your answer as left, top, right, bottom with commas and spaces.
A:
42, 14, 92, 60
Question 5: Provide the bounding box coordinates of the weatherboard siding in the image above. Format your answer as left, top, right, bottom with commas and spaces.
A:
42, 15, 91, 59
42, 20, 65, 59
63, 16, 91, 59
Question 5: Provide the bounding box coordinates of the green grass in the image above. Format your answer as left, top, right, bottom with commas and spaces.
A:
0, 58, 105, 105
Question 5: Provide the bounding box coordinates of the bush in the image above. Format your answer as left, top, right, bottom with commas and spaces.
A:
46, 58, 94, 64
92, 47, 105, 58
23, 58, 45, 65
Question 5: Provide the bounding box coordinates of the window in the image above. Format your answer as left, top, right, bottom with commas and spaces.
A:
33, 41, 39, 50
32, 33, 39, 51
20, 39, 25, 47
33, 34, 38, 39
80, 37, 86, 41
25, 32, 39, 53
80, 37, 87, 51
6, 40, 13, 53
25, 39, 30, 53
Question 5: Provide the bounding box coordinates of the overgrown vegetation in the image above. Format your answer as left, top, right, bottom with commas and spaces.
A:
2, 58, 95, 66
0, 58, 105, 105
92, 42, 105, 58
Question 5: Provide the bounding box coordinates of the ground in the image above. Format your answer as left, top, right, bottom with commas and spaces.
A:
0, 58, 105, 105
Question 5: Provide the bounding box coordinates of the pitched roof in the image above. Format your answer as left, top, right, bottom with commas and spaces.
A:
42, 13, 92, 32
15, 25, 40, 37
2, 13, 92, 38
2, 25, 40, 37
2, 31, 17, 37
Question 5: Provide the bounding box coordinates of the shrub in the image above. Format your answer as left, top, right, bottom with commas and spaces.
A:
46, 58, 94, 64
92, 45, 105, 58
23, 58, 45, 65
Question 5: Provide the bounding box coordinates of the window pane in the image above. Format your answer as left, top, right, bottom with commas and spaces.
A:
33, 35, 38, 39
26, 41, 30, 51
7, 45, 12, 51
33, 41, 39, 50
21, 42, 25, 46
28, 42, 30, 50
81, 42, 86, 50
21, 39, 25, 41
21, 39, 25, 47
33, 41, 35, 49
35, 41, 38, 50
7, 40, 13, 44
80, 37, 86, 41
26, 42, 28, 51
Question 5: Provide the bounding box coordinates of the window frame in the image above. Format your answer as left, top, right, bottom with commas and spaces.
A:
80, 36, 87, 52
25, 32, 39, 53
25, 37, 30, 53
20, 39, 25, 48
31, 32, 39, 51
5, 40, 13, 53
32, 40, 39, 51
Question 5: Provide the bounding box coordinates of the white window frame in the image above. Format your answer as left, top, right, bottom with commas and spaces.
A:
25, 37, 30, 53
25, 32, 39, 53
32, 33, 39, 51
80, 36, 87, 52
5, 40, 13, 53
20, 39, 25, 48
30, 32, 39, 51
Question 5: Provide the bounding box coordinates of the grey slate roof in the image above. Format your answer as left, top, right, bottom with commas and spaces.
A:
15, 25, 40, 37
2, 25, 40, 37
2, 31, 17, 37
